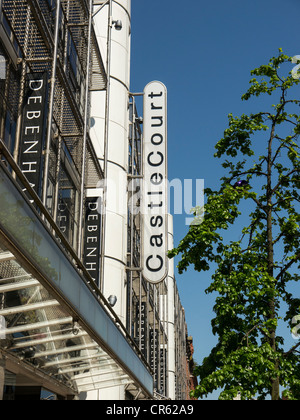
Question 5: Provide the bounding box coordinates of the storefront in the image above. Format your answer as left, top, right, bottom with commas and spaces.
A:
0, 147, 153, 400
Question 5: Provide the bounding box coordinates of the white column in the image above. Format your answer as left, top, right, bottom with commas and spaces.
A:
91, 0, 131, 324
89, 0, 131, 401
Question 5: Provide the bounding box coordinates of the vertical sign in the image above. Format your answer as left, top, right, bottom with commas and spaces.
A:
150, 328, 159, 386
0, 316, 6, 340
160, 347, 167, 395
83, 197, 102, 287
57, 199, 71, 241
142, 81, 168, 284
20, 72, 48, 196
138, 302, 147, 359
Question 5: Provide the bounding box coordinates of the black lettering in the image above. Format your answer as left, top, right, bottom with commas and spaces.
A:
151, 133, 163, 146
151, 116, 163, 127
148, 91, 163, 99
150, 234, 163, 247
148, 201, 163, 209
146, 255, 163, 272
147, 151, 164, 167
150, 173, 163, 185
151, 102, 162, 110
147, 191, 163, 196
150, 216, 163, 228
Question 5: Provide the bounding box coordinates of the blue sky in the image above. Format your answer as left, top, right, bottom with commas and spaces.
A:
130, 0, 300, 399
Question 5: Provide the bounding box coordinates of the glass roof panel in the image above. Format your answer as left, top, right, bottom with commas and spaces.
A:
0, 162, 153, 398
0, 242, 138, 396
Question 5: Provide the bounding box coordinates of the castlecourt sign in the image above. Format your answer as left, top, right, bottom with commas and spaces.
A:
142, 81, 168, 284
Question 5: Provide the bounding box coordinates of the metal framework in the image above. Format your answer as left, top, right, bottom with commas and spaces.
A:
0, 0, 105, 255
126, 96, 192, 399
173, 282, 190, 400
0, 145, 152, 399
0, 0, 193, 400
0, 0, 154, 399
127, 97, 171, 398
0, 240, 134, 396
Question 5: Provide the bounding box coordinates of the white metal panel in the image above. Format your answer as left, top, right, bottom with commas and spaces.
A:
103, 258, 126, 323
110, 40, 129, 85
167, 214, 176, 400
107, 123, 127, 169
105, 163, 127, 216
109, 78, 128, 128
105, 213, 125, 261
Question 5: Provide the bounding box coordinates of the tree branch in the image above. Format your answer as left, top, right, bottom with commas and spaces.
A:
272, 135, 298, 165
240, 324, 270, 347
271, 169, 299, 196
284, 341, 300, 357
276, 251, 300, 281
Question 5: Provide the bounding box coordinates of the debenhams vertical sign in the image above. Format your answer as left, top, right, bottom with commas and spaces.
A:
142, 81, 168, 284
20, 72, 48, 196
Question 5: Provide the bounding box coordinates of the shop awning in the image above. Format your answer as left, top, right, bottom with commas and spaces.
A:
0, 156, 153, 399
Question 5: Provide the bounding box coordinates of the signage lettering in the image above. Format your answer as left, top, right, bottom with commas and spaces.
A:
20, 72, 48, 197
57, 201, 70, 238
150, 329, 159, 385
83, 197, 101, 287
142, 81, 168, 284
160, 347, 167, 395
137, 302, 147, 359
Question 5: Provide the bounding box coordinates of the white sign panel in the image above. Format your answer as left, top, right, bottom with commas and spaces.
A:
142, 81, 168, 284
0, 316, 6, 340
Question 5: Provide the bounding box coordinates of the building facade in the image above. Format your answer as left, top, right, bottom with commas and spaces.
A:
0, 0, 194, 400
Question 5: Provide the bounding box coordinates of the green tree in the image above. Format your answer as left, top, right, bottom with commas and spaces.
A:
169, 50, 300, 400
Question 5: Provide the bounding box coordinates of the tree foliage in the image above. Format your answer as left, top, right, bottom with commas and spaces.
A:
169, 50, 300, 400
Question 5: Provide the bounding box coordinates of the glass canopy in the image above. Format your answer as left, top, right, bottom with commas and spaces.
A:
0, 243, 131, 394
0, 157, 153, 399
